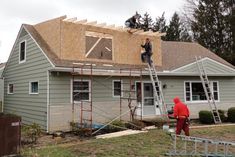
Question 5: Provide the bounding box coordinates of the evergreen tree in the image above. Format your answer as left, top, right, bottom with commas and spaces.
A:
165, 12, 181, 41
140, 12, 153, 31
153, 12, 167, 33
189, 0, 234, 64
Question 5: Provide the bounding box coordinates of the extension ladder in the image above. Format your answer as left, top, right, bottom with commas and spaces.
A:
167, 134, 235, 156
147, 61, 168, 118
195, 56, 222, 124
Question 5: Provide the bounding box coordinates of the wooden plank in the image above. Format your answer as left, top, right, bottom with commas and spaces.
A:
85, 38, 102, 57
95, 23, 107, 27
75, 19, 87, 24
86, 21, 97, 25
86, 31, 113, 39
63, 17, 77, 22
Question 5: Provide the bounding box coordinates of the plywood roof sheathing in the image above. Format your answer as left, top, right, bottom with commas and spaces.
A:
86, 21, 97, 25
75, 19, 87, 24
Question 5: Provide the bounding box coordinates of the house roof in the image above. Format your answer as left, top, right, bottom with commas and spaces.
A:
23, 24, 234, 72
161, 41, 235, 71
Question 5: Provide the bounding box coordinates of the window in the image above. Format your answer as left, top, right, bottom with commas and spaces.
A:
19, 41, 26, 63
73, 80, 90, 101
113, 80, 122, 97
29, 81, 39, 94
184, 81, 219, 102
8, 84, 14, 94
85, 31, 113, 60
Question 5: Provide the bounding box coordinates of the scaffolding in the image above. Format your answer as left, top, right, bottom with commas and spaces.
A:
119, 68, 143, 121
71, 63, 93, 134
70, 65, 144, 135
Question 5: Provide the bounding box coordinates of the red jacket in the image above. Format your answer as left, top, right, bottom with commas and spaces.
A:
173, 97, 190, 118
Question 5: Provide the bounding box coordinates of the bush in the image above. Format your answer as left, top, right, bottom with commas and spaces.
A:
22, 123, 42, 144
218, 110, 227, 122
227, 107, 235, 123
199, 110, 214, 124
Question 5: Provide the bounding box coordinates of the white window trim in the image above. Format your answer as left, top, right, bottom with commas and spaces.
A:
19, 40, 26, 64
7, 83, 14, 94
184, 81, 220, 103
71, 79, 91, 103
112, 80, 123, 98
29, 81, 39, 95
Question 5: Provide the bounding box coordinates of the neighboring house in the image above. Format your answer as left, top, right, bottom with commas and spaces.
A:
0, 63, 5, 112
3, 16, 235, 132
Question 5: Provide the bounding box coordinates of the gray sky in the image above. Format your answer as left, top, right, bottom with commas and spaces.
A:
0, 0, 185, 63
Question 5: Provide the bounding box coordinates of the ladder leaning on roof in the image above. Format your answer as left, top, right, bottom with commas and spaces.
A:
195, 56, 222, 124
147, 60, 168, 119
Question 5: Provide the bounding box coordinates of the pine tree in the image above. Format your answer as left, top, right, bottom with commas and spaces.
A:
140, 12, 153, 31
153, 12, 167, 33
165, 12, 181, 41
190, 0, 234, 64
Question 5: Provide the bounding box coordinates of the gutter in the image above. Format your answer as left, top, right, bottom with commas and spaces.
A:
48, 67, 235, 77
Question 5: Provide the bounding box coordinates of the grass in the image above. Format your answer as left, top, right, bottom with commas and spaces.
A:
21, 125, 235, 157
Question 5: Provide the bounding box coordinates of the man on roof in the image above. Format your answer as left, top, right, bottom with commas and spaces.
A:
125, 12, 141, 29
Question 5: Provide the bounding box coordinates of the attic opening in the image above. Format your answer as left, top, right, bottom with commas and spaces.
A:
85, 31, 113, 60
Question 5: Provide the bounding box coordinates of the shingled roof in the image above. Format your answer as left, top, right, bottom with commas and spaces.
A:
161, 41, 234, 70
23, 24, 234, 71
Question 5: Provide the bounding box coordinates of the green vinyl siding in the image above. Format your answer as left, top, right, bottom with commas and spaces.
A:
3, 28, 52, 129
158, 76, 235, 104
174, 59, 235, 74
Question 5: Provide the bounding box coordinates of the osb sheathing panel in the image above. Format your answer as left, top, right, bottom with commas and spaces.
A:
34, 17, 64, 58
34, 18, 162, 66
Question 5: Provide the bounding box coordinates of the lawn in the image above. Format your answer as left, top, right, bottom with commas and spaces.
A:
21, 125, 235, 157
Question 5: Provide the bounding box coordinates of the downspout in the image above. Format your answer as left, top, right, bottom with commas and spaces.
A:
46, 70, 50, 132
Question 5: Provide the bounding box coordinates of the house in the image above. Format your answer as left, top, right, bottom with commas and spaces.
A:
0, 63, 5, 111
2, 16, 235, 132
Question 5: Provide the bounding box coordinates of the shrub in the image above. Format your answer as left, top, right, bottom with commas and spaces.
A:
218, 109, 227, 122
22, 123, 42, 144
199, 110, 214, 124
227, 107, 235, 123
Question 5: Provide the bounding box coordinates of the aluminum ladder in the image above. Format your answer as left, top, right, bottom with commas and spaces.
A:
147, 61, 168, 118
167, 134, 235, 156
195, 56, 221, 124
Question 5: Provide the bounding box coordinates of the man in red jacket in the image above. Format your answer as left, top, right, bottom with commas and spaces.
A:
173, 97, 190, 136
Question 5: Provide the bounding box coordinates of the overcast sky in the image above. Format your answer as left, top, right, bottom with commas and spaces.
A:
0, 0, 185, 63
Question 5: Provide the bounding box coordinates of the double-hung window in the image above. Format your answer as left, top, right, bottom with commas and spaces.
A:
29, 81, 39, 94
73, 80, 90, 102
185, 81, 219, 102
113, 80, 122, 97
19, 41, 26, 63
8, 84, 14, 94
